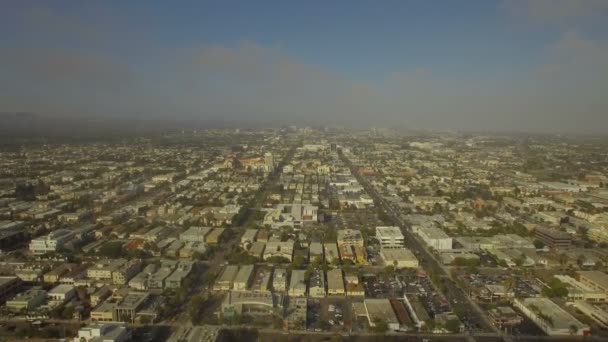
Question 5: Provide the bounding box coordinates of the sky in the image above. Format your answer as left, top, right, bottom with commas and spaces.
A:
1, 0, 608, 133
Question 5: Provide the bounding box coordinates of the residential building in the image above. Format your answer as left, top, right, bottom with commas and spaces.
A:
179, 226, 212, 242
272, 268, 287, 292
213, 265, 239, 291
289, 270, 307, 297
326, 269, 345, 296
221, 291, 282, 317
233, 265, 254, 291
263, 241, 294, 262
308, 268, 326, 298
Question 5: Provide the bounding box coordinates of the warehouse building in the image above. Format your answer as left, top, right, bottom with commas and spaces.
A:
514, 297, 590, 336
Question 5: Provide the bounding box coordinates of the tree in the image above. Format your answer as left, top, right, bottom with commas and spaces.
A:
371, 318, 389, 333
445, 319, 462, 333
533, 240, 545, 249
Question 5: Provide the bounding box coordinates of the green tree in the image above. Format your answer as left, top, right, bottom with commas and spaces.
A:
371, 318, 389, 333
445, 319, 461, 333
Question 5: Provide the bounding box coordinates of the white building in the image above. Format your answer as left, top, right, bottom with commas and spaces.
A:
375, 226, 404, 248
74, 323, 130, 342
412, 226, 452, 250
29, 229, 75, 255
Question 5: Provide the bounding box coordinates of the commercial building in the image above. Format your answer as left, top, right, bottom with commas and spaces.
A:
289, 270, 307, 297
90, 302, 116, 322
554, 275, 607, 302
326, 269, 345, 296
573, 300, 608, 329
114, 292, 151, 323
412, 226, 452, 250
376, 226, 404, 248
535, 227, 572, 249
6, 288, 47, 311
578, 271, 608, 294
488, 306, 523, 329
514, 297, 590, 336
233, 265, 254, 291
213, 265, 239, 291
380, 248, 419, 268
48, 284, 76, 303
73, 323, 130, 342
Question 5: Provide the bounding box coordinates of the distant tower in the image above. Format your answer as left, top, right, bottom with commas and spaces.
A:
264, 152, 275, 171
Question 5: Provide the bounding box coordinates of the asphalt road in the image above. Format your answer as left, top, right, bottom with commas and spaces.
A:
338, 151, 514, 342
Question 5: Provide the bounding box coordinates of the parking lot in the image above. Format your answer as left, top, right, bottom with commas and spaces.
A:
320, 297, 352, 332
403, 272, 452, 319
361, 273, 402, 298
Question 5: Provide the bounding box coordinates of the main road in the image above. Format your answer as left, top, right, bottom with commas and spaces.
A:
339, 150, 514, 342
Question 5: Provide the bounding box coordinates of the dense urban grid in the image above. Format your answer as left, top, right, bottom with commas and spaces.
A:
1, 127, 608, 342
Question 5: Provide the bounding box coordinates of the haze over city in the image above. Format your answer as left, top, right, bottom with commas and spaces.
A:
4, 3, 608, 342
2, 0, 608, 133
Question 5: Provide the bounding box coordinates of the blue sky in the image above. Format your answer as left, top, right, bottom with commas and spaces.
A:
2, 0, 608, 132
